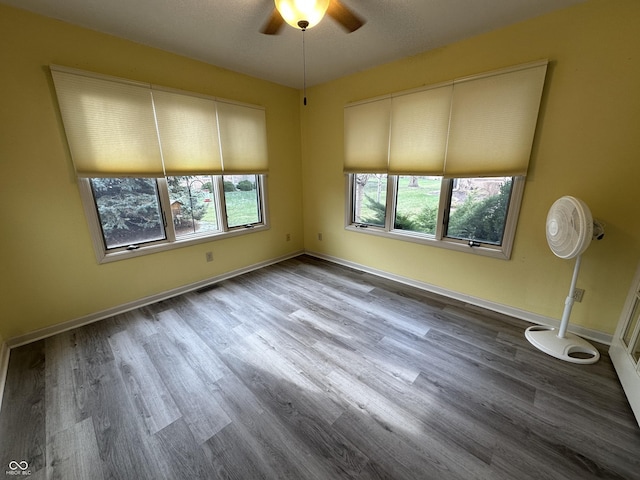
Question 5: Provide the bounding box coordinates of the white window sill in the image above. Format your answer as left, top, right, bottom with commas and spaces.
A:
97, 224, 270, 264
344, 224, 510, 260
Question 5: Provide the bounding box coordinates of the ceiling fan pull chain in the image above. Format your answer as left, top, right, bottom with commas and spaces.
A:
302, 27, 307, 106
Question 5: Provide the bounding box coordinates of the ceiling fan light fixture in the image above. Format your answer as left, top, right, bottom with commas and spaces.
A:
274, 0, 330, 30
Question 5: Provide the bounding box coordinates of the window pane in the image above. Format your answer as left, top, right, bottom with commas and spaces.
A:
632, 329, 640, 363
394, 176, 441, 235
623, 297, 640, 350
353, 174, 387, 227
90, 178, 166, 249
445, 177, 513, 245
167, 175, 218, 237
224, 174, 261, 227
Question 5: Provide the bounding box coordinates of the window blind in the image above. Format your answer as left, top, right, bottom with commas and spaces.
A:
217, 100, 269, 174
343, 60, 548, 178
388, 84, 452, 175
444, 62, 548, 178
51, 68, 164, 177
152, 89, 223, 175
343, 97, 391, 174
50, 65, 269, 178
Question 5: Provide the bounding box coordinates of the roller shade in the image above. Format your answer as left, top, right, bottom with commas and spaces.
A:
444, 62, 548, 177
152, 89, 223, 175
51, 67, 163, 177
344, 60, 548, 178
51, 66, 269, 178
344, 97, 391, 174
388, 84, 452, 175
217, 100, 269, 174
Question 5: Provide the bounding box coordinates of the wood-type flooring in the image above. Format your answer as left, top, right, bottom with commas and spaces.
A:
1, 255, 639, 479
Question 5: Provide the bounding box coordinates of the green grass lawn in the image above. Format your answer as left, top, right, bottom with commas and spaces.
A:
199, 189, 260, 227
224, 189, 260, 227
360, 175, 441, 222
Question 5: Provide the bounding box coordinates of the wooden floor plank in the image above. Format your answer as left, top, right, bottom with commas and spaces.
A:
151, 418, 218, 479
221, 351, 371, 479
207, 373, 335, 480
326, 367, 501, 480
0, 341, 46, 476
223, 332, 346, 425
108, 329, 181, 435
201, 422, 275, 479
320, 339, 499, 465
142, 331, 231, 444
1, 254, 639, 479
46, 417, 105, 480
155, 308, 230, 385
45, 331, 82, 438
86, 359, 166, 480
533, 388, 640, 450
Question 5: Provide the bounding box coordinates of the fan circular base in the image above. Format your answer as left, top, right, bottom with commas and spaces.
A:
525, 325, 600, 364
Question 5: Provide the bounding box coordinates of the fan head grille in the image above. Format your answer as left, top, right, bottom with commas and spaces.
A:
546, 196, 593, 259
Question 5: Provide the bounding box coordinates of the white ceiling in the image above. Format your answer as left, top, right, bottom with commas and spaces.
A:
2, 0, 586, 88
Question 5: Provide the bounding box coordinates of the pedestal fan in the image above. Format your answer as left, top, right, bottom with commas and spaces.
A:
525, 196, 604, 364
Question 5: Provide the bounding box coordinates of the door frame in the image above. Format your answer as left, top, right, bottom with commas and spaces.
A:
609, 262, 640, 427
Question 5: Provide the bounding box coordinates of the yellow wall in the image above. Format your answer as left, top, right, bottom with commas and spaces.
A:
301, 0, 640, 335
0, 5, 303, 339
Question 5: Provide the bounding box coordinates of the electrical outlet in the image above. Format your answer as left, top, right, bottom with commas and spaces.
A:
318, 233, 323, 241
286, 233, 291, 241
205, 251, 213, 262
573, 288, 585, 303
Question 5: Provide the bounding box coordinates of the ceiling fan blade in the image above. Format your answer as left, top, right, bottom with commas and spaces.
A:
261, 8, 285, 35
327, 0, 365, 33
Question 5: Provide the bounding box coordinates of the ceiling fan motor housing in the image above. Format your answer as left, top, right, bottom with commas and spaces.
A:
275, 0, 330, 30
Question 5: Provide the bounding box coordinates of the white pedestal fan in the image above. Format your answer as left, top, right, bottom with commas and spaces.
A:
525, 196, 603, 364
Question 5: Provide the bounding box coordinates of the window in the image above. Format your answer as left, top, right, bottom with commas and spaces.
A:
50, 65, 270, 263
90, 178, 167, 249
444, 177, 513, 245
223, 174, 262, 228
353, 174, 388, 227
82, 174, 266, 261
394, 175, 441, 235
347, 174, 522, 258
344, 61, 547, 259
168, 175, 219, 237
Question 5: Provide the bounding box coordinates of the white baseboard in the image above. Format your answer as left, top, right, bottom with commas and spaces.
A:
305, 250, 612, 346
5, 250, 304, 350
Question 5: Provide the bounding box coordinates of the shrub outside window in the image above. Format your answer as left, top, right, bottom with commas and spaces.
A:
90, 178, 166, 249
445, 177, 513, 245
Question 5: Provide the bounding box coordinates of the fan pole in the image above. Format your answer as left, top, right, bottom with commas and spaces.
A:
558, 254, 581, 338
299, 21, 308, 106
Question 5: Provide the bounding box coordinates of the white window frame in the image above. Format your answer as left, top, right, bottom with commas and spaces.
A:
79, 174, 269, 263
345, 174, 525, 260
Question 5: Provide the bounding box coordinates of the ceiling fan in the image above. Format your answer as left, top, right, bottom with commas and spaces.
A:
261, 0, 365, 34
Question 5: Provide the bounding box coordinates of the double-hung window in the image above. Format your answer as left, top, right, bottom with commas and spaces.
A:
51, 66, 269, 262
344, 61, 547, 259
